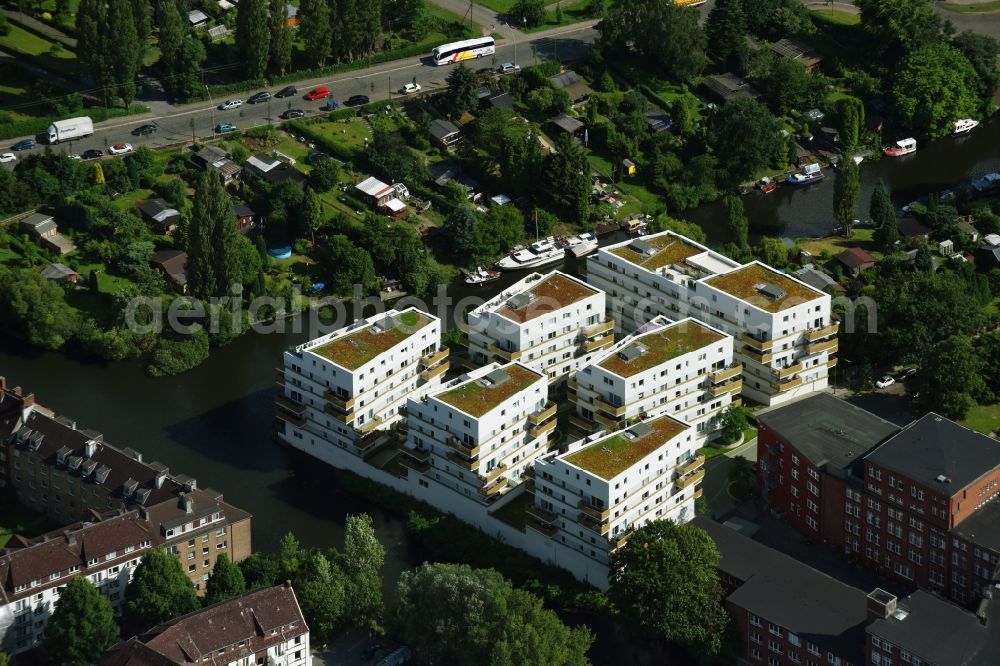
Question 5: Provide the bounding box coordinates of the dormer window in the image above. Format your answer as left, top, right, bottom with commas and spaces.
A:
30, 579, 40, 588
87, 558, 98, 566
106, 551, 116, 560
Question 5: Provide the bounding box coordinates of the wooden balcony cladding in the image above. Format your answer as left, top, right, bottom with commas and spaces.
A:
582, 320, 614, 338
710, 364, 742, 383
805, 323, 839, 342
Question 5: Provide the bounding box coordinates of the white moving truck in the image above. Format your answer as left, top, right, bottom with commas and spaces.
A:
47, 117, 94, 144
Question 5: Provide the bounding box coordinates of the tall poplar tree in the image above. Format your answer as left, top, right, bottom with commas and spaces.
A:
833, 158, 860, 237
76, 0, 114, 93
300, 0, 332, 65
188, 170, 237, 298
871, 180, 900, 252
269, 0, 293, 75
107, 0, 141, 106
236, 0, 271, 80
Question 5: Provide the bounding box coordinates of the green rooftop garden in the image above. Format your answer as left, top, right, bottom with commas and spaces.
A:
610, 234, 703, 271
437, 364, 542, 418
706, 263, 821, 313
564, 416, 689, 480
314, 310, 431, 370
600, 321, 724, 378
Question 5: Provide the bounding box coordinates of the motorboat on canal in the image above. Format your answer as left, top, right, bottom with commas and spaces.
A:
788, 163, 824, 185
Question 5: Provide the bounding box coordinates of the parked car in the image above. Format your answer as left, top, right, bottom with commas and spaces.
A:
323, 99, 340, 110
305, 87, 331, 101
498, 62, 520, 74
400, 82, 421, 95
131, 123, 157, 136
12, 139, 34, 151
218, 99, 243, 110
215, 122, 237, 133
275, 85, 297, 98
280, 109, 306, 120
81, 148, 103, 160
345, 94, 370, 107
108, 143, 134, 155
0, 153, 15, 164
248, 91, 271, 104
875, 376, 895, 389
68, 154, 81, 160
899, 367, 918, 379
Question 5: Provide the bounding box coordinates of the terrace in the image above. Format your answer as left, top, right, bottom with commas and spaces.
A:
436, 364, 543, 418
495, 273, 598, 324
705, 263, 821, 313
312, 310, 431, 370
563, 416, 689, 480
610, 235, 703, 272
599, 321, 724, 378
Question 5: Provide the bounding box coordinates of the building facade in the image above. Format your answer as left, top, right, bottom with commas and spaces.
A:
529, 415, 702, 565
568, 315, 738, 443
586, 231, 837, 406
101, 583, 310, 666
467, 271, 613, 384
401, 362, 552, 503
276, 307, 447, 459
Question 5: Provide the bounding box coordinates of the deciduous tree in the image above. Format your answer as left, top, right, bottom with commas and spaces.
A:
205, 554, 247, 605
892, 43, 980, 138
856, 0, 941, 64
338, 514, 384, 630
952, 31, 1000, 100
918, 335, 986, 419
601, 0, 708, 82
124, 548, 200, 633
0, 267, 78, 349
43, 577, 119, 665
838, 97, 865, 152
709, 97, 783, 188
188, 170, 239, 298
706, 0, 748, 72
443, 206, 478, 263
107, 0, 141, 106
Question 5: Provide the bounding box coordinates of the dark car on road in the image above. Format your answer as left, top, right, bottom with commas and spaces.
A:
12, 139, 34, 151
131, 123, 157, 136
345, 94, 370, 107
81, 149, 103, 160
280, 109, 305, 120
248, 91, 271, 104
275, 85, 297, 98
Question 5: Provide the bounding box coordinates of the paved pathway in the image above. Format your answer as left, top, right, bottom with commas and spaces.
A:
0, 9, 77, 48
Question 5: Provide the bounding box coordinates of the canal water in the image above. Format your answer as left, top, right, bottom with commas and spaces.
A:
0, 115, 998, 604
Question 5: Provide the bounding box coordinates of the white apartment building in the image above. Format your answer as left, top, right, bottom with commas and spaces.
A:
586, 231, 837, 406
101, 583, 310, 666
569, 316, 739, 443
467, 271, 614, 384
528, 415, 703, 565
0, 511, 153, 654
402, 362, 554, 503
276, 307, 448, 459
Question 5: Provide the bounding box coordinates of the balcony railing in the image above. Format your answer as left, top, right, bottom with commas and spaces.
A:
826, 358, 838, 369
567, 377, 578, 391
710, 364, 742, 383
569, 413, 599, 432
610, 529, 633, 549
275, 370, 286, 386
740, 332, 776, 352
770, 375, 805, 391
594, 397, 627, 417
582, 320, 614, 338
594, 411, 622, 430
419, 361, 449, 382
403, 447, 431, 462
694, 486, 704, 499
577, 512, 611, 536
479, 476, 508, 497
676, 467, 706, 490
325, 390, 355, 411
489, 343, 523, 361
482, 463, 508, 484
421, 349, 449, 369
447, 450, 477, 471
805, 323, 839, 342
447, 435, 481, 458
275, 394, 306, 415
807, 338, 838, 355
400, 456, 430, 474
582, 333, 615, 353
578, 499, 610, 521
677, 455, 705, 477
742, 347, 775, 364
323, 403, 352, 423
772, 361, 805, 380
526, 503, 558, 524
275, 410, 306, 428
527, 518, 558, 538
355, 416, 384, 436
528, 401, 557, 425
708, 379, 742, 397
529, 418, 557, 440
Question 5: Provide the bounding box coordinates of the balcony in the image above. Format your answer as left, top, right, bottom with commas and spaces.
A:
567, 377, 578, 391
826, 357, 838, 369
677, 455, 705, 477
529, 418, 557, 440
528, 401, 557, 425
807, 338, 838, 355
419, 361, 449, 382
275, 370, 286, 386
582, 333, 615, 353
610, 529, 633, 549
403, 447, 431, 463
694, 486, 704, 499
772, 361, 804, 380
805, 323, 839, 342
578, 499, 610, 521
325, 390, 355, 411
400, 456, 430, 474
275, 410, 306, 428
323, 403, 352, 423
569, 413, 599, 432
355, 416, 384, 436
275, 395, 306, 415
482, 463, 508, 484
526, 503, 558, 524
582, 320, 614, 338
676, 467, 706, 490
594, 411, 622, 430
710, 364, 742, 383
708, 379, 742, 397
421, 349, 449, 369
740, 332, 776, 352
770, 375, 804, 391
742, 347, 775, 364
479, 475, 509, 498
527, 518, 558, 538
447, 435, 481, 458
594, 397, 627, 417
447, 450, 477, 471
489, 343, 523, 361
577, 512, 611, 536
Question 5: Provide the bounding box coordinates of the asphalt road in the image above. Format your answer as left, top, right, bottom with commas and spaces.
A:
2, 22, 598, 162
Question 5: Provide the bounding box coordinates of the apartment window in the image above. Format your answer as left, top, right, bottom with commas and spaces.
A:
768, 640, 782, 653
807, 643, 821, 656
750, 614, 762, 627
188, 564, 195, 573
788, 633, 801, 647
768, 623, 783, 637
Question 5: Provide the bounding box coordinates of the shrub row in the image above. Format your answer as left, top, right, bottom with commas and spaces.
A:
0, 104, 147, 141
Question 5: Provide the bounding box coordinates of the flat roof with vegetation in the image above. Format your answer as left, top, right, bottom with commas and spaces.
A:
436, 364, 542, 418
705, 263, 821, 313
313, 310, 431, 370
564, 416, 689, 480
599, 320, 725, 378
496, 273, 598, 324
610, 235, 703, 271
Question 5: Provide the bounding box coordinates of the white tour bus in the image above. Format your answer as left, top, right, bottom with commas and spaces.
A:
432, 37, 495, 66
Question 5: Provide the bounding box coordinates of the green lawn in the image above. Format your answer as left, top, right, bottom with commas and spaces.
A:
491, 490, 531, 529
468, 0, 518, 13
0, 24, 78, 78
111, 188, 153, 211
797, 228, 878, 260
0, 495, 61, 548
811, 9, 861, 25
963, 404, 1000, 436
941, 1, 1000, 12
524, 0, 600, 33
